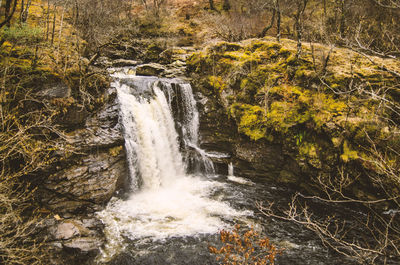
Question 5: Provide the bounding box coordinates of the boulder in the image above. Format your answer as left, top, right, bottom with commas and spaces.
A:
36, 82, 71, 99
136, 63, 166, 76
45, 216, 105, 263
40, 148, 127, 213
54, 222, 81, 240
94, 56, 112, 67
112, 59, 141, 67
66, 102, 124, 150
63, 237, 103, 252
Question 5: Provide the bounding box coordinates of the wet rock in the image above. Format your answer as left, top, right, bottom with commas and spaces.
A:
54, 222, 81, 240
36, 82, 71, 99
66, 102, 123, 150
45, 216, 105, 264
60, 104, 90, 127
112, 59, 141, 67
40, 149, 127, 213
136, 63, 166, 76
63, 237, 103, 252
94, 56, 113, 67
103, 43, 139, 60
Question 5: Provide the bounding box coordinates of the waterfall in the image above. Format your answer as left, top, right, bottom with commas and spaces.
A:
227, 162, 254, 186
117, 81, 185, 190
97, 73, 250, 260
116, 76, 214, 190
228, 162, 234, 176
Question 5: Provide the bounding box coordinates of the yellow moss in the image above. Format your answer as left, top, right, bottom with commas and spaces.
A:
311, 93, 347, 128
267, 101, 311, 132
286, 54, 297, 65
208, 75, 227, 92
299, 142, 318, 158
331, 137, 341, 147
210, 42, 242, 53
270, 84, 305, 98
340, 141, 358, 162
278, 47, 291, 56
249, 40, 281, 51
109, 146, 123, 157
230, 104, 266, 141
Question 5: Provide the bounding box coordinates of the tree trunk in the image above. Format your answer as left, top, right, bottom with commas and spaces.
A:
20, 0, 25, 22
51, 5, 56, 46
46, 0, 50, 40
209, 0, 215, 10
20, 0, 32, 23
1, 0, 17, 28
295, 0, 309, 58
276, 0, 281, 42
261, 8, 276, 37
223, 0, 231, 11
339, 0, 346, 37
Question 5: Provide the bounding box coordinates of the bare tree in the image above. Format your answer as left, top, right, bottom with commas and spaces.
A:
209, 0, 216, 10
293, 0, 308, 57
223, 0, 231, 11
20, 0, 32, 23
0, 0, 18, 28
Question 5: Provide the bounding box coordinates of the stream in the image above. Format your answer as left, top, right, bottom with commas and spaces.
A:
96, 69, 357, 265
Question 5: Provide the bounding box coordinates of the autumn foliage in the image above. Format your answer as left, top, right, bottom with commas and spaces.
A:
209, 225, 283, 265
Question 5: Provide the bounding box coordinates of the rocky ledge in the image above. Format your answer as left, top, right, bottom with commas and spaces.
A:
34, 84, 128, 263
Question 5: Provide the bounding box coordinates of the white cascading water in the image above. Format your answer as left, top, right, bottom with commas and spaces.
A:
228, 162, 234, 177
97, 73, 251, 260
227, 162, 254, 185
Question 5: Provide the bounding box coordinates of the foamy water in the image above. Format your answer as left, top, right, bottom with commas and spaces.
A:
97, 74, 252, 261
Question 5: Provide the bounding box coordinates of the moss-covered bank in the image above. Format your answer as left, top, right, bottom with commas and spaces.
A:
187, 37, 400, 201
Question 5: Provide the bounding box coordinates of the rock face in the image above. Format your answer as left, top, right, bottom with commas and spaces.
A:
45, 217, 105, 264
37, 87, 128, 262
196, 91, 296, 181
40, 150, 126, 213
112, 59, 141, 67
36, 81, 71, 99
136, 63, 166, 76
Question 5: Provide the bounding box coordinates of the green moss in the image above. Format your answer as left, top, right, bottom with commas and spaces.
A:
210, 42, 243, 53
208, 75, 227, 92
340, 140, 358, 162
249, 40, 281, 52
278, 47, 291, 56
230, 103, 266, 141
267, 101, 311, 132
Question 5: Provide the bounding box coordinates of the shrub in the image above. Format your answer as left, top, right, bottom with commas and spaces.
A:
209, 225, 282, 265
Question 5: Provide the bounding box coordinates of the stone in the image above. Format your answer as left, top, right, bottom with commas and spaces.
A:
112, 59, 141, 67
136, 63, 166, 76
278, 170, 299, 184
66, 102, 124, 150
94, 56, 112, 67
54, 222, 81, 240
36, 82, 71, 99
40, 149, 127, 213
58, 104, 89, 127
63, 237, 103, 252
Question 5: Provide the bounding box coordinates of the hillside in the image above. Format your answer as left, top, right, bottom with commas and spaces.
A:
0, 0, 399, 264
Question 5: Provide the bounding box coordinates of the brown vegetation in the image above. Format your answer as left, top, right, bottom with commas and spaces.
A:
209, 225, 283, 264
0, 0, 399, 264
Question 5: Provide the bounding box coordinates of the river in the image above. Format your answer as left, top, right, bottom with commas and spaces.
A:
95, 70, 356, 265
